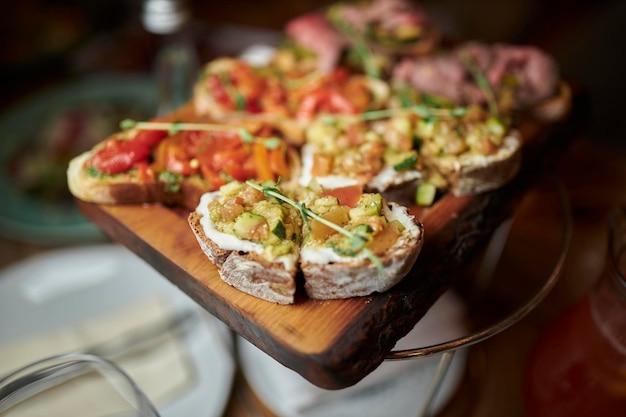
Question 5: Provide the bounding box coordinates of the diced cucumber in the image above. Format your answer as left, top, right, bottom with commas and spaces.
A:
233, 212, 266, 240
253, 200, 285, 236
392, 153, 418, 171
269, 241, 294, 257
350, 193, 382, 219
158, 170, 182, 193
220, 181, 243, 197
353, 223, 374, 236
271, 220, 286, 239
416, 182, 437, 206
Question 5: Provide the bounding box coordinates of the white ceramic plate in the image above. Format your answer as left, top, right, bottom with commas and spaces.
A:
0, 244, 235, 417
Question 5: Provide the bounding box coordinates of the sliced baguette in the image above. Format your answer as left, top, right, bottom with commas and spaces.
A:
68, 150, 206, 210
188, 190, 300, 305
301, 201, 424, 300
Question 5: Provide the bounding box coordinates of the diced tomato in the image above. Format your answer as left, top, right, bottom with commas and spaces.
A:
207, 74, 235, 110
223, 159, 256, 181
209, 132, 245, 152
253, 142, 274, 181
200, 165, 226, 190
207, 147, 251, 172
296, 88, 358, 120
134, 161, 154, 181
206, 62, 267, 113
260, 77, 289, 116
151, 133, 197, 176
268, 145, 290, 180
311, 154, 334, 176
296, 90, 327, 120
327, 90, 358, 114
91, 139, 151, 175
133, 129, 168, 149
90, 129, 167, 175
184, 130, 212, 154
341, 77, 371, 112
230, 62, 265, 104
321, 184, 363, 207
218, 199, 244, 222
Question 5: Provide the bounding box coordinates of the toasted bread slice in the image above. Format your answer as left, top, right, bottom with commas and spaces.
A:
298, 115, 424, 192
299, 143, 423, 192
301, 200, 423, 299
68, 150, 206, 210
424, 129, 522, 196
68, 121, 302, 210
188, 210, 298, 304
188, 187, 302, 304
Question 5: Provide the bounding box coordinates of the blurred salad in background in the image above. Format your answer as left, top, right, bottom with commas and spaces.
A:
0, 74, 157, 244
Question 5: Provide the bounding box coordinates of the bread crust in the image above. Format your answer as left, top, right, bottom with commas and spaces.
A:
529, 81, 572, 123
68, 133, 301, 211
188, 206, 297, 305
427, 129, 523, 196
68, 151, 207, 210
301, 202, 424, 300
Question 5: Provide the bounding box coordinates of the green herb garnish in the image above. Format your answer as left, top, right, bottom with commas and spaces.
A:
245, 181, 385, 278
356, 104, 467, 122
158, 170, 183, 193
86, 165, 103, 179
460, 52, 499, 117
327, 5, 381, 79
393, 154, 418, 171
119, 119, 281, 150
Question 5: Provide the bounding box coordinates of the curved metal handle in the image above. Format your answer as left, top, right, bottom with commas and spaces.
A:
386, 175, 572, 361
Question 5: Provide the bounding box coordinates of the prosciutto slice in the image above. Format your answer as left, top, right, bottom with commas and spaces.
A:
285, 12, 348, 73
341, 0, 432, 33
393, 41, 560, 108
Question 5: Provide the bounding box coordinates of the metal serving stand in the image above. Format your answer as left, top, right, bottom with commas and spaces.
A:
384, 175, 572, 417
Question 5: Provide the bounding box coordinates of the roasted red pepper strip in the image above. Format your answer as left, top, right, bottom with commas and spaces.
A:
90, 130, 167, 175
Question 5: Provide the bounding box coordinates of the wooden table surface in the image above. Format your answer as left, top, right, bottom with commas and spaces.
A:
2, 136, 624, 415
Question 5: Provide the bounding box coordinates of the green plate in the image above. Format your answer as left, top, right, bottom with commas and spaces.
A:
0, 74, 158, 244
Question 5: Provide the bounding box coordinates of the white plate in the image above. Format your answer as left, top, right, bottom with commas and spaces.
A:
238, 290, 468, 417
0, 244, 235, 417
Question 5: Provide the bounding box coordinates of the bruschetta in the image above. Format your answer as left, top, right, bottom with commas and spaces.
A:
188, 181, 424, 303
188, 181, 304, 304
297, 188, 424, 300
67, 120, 299, 210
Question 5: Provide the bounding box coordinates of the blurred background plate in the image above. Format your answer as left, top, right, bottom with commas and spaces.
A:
0, 74, 157, 245
0, 244, 236, 417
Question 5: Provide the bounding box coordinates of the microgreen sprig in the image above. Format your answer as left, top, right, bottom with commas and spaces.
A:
358, 104, 467, 122
327, 5, 381, 79
245, 181, 385, 278
119, 119, 282, 149
460, 52, 500, 117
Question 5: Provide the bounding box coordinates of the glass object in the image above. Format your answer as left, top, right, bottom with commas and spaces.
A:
141, 0, 199, 116
523, 206, 626, 416
0, 352, 160, 416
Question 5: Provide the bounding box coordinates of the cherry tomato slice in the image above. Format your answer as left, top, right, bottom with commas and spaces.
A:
321, 184, 364, 207
90, 129, 167, 175
91, 140, 151, 175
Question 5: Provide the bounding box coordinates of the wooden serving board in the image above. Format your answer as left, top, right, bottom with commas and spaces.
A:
77, 91, 584, 390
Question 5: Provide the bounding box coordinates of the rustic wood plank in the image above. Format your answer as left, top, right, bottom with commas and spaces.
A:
75, 182, 517, 388
76, 85, 586, 389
